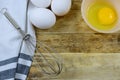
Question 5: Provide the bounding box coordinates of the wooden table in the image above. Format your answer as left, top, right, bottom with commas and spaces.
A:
27, 0, 120, 80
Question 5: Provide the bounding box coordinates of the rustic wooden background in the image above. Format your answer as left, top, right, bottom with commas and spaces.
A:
27, 0, 120, 80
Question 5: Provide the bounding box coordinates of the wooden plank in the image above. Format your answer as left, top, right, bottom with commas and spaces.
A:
35, 33, 120, 53
28, 53, 120, 80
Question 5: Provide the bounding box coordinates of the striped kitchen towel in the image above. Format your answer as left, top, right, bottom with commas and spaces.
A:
0, 0, 36, 80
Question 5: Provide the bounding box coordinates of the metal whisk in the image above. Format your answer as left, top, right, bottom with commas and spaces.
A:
0, 8, 63, 76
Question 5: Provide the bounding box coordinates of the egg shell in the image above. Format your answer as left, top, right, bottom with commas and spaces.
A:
31, 0, 51, 8
29, 8, 56, 29
51, 0, 72, 16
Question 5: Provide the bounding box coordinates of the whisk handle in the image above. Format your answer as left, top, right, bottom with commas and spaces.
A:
2, 9, 27, 38
3, 11, 21, 29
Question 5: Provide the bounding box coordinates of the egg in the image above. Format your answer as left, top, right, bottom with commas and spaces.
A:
81, 0, 120, 33
30, 0, 51, 8
98, 7, 117, 25
86, 1, 118, 31
29, 8, 56, 29
51, 0, 71, 16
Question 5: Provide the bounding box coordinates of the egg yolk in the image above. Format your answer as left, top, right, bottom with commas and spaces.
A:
98, 7, 117, 25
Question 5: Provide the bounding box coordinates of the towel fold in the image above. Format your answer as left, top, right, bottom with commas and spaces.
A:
0, 0, 36, 80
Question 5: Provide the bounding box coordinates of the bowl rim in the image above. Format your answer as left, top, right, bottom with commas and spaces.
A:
81, 0, 120, 33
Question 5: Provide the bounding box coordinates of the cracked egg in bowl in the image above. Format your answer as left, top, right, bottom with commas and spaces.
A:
81, 0, 120, 33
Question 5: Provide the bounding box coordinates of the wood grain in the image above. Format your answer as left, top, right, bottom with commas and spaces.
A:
28, 0, 120, 80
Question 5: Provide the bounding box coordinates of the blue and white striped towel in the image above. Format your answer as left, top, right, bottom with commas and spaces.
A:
0, 0, 36, 80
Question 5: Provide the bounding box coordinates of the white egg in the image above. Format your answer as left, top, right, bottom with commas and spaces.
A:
31, 0, 51, 8
29, 8, 56, 29
51, 0, 72, 16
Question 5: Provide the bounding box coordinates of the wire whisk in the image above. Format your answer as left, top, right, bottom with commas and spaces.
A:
0, 8, 63, 76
